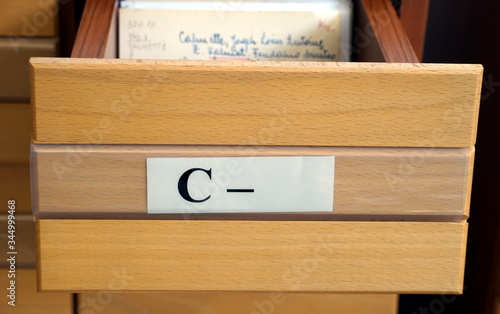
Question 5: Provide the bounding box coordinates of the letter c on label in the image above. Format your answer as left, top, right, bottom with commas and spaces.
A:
178, 168, 212, 203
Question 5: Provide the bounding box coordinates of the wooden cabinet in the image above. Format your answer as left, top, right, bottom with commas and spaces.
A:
30, 0, 481, 299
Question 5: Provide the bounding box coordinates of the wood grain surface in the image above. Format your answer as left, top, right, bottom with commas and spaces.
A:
0, 268, 72, 313
399, 0, 430, 61
0, 215, 36, 268
71, 0, 117, 58
354, 0, 384, 62
37, 219, 467, 293
356, 0, 419, 62
30, 58, 482, 147
0, 0, 58, 37
0, 103, 31, 163
78, 292, 398, 314
32, 144, 473, 218
0, 163, 31, 214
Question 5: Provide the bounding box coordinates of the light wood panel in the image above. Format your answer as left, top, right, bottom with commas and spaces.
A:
0, 215, 36, 268
78, 292, 398, 314
0, 0, 58, 37
0, 269, 72, 313
0, 163, 31, 214
0, 38, 58, 101
30, 58, 482, 147
32, 144, 473, 218
37, 220, 467, 293
0, 103, 31, 163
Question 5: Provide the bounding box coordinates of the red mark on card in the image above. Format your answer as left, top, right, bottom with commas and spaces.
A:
318, 18, 335, 32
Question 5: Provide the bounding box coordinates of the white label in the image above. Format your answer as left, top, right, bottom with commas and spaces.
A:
147, 156, 334, 214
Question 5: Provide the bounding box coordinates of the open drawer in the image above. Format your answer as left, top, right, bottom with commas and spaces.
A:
30, 0, 482, 293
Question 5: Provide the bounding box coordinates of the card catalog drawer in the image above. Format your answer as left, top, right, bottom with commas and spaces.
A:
71, 0, 418, 62
31, 0, 478, 296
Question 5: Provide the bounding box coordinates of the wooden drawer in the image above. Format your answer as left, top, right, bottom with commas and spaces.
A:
0, 0, 58, 37
0, 163, 32, 214
0, 103, 31, 164
78, 293, 398, 314
30, 60, 480, 222
31, 0, 481, 294
0, 37, 58, 101
71, 0, 419, 62
0, 215, 36, 268
0, 269, 72, 313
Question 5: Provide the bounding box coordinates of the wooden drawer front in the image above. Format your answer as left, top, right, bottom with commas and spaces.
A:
0, 164, 31, 214
0, 0, 58, 37
78, 293, 398, 314
0, 269, 72, 313
0, 104, 31, 163
37, 220, 467, 293
0, 215, 36, 268
32, 145, 473, 218
30, 59, 481, 147
0, 38, 57, 101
